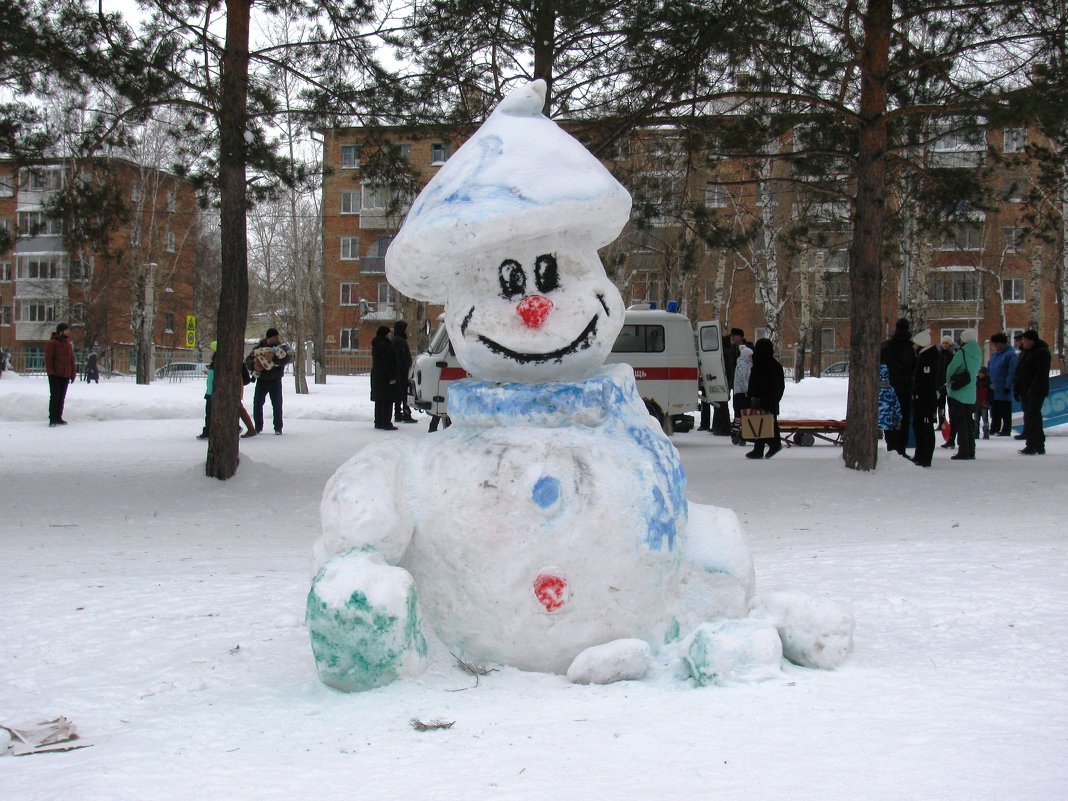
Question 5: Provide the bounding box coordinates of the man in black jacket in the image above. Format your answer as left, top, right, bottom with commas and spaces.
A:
1014, 330, 1051, 455
391, 320, 417, 423
711, 327, 744, 435
245, 327, 292, 435
879, 318, 916, 456
370, 325, 398, 430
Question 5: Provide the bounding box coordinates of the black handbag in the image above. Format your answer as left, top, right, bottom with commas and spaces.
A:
949, 362, 971, 391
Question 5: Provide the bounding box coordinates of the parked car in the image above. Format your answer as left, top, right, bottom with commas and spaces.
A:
155, 362, 209, 381
822, 360, 849, 377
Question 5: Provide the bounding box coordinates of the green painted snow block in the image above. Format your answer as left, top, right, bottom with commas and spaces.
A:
684, 619, 783, 687
307, 552, 428, 692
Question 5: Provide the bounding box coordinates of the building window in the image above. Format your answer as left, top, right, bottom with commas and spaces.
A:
941, 327, 966, 343
340, 144, 360, 168
340, 237, 359, 260
20, 168, 63, 191
1003, 128, 1027, 153
398, 144, 412, 162
1007, 327, 1025, 343
824, 271, 849, 300
23, 345, 44, 370
378, 282, 397, 305
1002, 226, 1024, 252
341, 190, 360, 214
0, 262, 11, 282
1, 304, 10, 325
704, 183, 729, 208
340, 282, 359, 305
164, 312, 175, 333
431, 143, 451, 165
376, 236, 393, 257
165, 229, 176, 252
1002, 277, 1025, 303
821, 327, 836, 352
20, 300, 57, 322
69, 260, 91, 281
930, 270, 980, 302
17, 211, 63, 237
0, 173, 13, 197
166, 190, 176, 212
1003, 178, 1025, 203
18, 255, 63, 279
931, 129, 986, 167
938, 222, 983, 251
362, 184, 390, 209
340, 328, 359, 351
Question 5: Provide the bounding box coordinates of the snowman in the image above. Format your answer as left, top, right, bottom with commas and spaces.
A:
307, 81, 852, 691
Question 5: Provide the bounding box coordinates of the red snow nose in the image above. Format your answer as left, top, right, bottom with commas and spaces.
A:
516, 295, 554, 329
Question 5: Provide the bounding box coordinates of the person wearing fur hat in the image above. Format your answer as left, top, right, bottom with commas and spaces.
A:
879, 317, 916, 456
1014, 329, 1051, 455
370, 325, 399, 430
910, 330, 939, 467
944, 328, 981, 460
45, 321, 77, 426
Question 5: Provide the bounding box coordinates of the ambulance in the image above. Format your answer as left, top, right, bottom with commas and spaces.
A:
409, 305, 729, 434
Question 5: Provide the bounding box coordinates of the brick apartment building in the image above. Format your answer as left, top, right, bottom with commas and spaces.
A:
319, 119, 1063, 372
0, 158, 199, 375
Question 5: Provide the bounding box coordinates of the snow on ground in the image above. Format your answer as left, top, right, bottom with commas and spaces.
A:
1, 372, 1065, 801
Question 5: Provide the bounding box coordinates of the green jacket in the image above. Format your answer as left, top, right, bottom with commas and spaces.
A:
946, 339, 981, 404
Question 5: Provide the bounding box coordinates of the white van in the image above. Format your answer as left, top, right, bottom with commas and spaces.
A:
410, 307, 729, 434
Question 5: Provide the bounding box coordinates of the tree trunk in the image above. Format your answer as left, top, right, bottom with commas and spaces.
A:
206, 0, 251, 480
532, 1, 556, 115
843, 0, 891, 472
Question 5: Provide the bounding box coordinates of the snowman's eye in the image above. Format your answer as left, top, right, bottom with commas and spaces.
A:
534, 254, 560, 293
499, 259, 527, 299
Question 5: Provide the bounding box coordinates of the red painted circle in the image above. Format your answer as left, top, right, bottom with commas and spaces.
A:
516, 295, 554, 329
533, 573, 568, 613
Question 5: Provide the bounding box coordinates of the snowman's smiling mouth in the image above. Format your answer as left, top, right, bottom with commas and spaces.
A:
462, 295, 609, 364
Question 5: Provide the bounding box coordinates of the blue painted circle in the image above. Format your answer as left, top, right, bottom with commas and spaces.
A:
531, 475, 562, 509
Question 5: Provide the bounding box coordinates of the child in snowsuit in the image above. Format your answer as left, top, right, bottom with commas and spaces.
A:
973, 366, 991, 440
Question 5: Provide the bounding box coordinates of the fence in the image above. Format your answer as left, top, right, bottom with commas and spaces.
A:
323, 349, 373, 376
1, 345, 202, 378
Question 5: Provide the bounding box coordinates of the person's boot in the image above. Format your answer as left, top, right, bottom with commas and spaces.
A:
745, 446, 765, 459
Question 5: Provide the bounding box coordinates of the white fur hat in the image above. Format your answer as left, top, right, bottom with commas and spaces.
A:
960, 328, 978, 343
912, 330, 932, 348
385, 80, 632, 301
941, 334, 955, 345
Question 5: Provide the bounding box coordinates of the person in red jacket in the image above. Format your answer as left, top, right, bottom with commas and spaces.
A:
45, 321, 77, 426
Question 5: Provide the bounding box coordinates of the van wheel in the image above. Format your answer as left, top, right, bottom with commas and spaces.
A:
643, 399, 670, 434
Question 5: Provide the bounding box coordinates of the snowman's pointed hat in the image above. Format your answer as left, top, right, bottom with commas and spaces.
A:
386, 80, 632, 300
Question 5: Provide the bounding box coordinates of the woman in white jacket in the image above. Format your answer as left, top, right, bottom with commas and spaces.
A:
733, 345, 753, 419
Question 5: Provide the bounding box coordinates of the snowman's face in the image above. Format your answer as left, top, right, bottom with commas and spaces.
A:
445, 242, 625, 383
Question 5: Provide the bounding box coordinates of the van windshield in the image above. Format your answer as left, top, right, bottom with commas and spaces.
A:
613, 324, 665, 353
428, 324, 451, 354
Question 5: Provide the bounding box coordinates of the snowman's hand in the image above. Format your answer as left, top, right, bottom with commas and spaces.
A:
314, 439, 415, 573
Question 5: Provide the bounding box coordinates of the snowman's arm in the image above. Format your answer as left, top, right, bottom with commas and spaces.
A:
685, 501, 756, 601
313, 439, 415, 574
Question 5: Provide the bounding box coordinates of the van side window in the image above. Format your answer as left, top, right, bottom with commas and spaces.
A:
700, 328, 721, 350
613, 324, 666, 353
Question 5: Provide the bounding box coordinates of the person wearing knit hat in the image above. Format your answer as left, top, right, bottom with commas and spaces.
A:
944, 328, 981, 460
1014, 329, 1051, 454
987, 332, 1017, 436
879, 317, 916, 456
243, 326, 292, 434
45, 321, 77, 426
936, 335, 957, 443
910, 329, 939, 466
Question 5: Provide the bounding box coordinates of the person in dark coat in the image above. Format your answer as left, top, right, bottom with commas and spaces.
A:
879, 317, 916, 456
986, 332, 1017, 436
45, 321, 77, 426
710, 328, 744, 435
84, 351, 99, 383
909, 330, 939, 467
743, 337, 785, 459
391, 320, 416, 423
370, 325, 399, 430
936, 335, 957, 446
1014, 330, 1051, 455
245, 327, 293, 435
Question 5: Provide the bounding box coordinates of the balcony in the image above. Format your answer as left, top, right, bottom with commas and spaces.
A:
929, 301, 983, 320
359, 256, 385, 274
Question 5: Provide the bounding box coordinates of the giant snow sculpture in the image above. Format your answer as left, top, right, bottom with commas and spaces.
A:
307, 81, 853, 691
